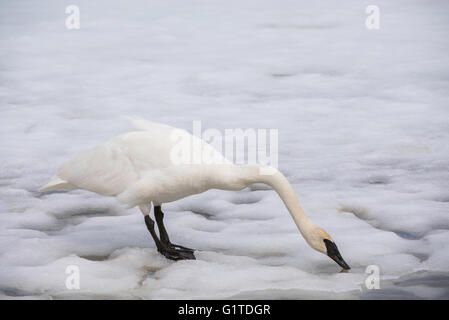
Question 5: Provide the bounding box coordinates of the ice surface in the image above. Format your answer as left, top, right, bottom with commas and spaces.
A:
1, 0, 449, 299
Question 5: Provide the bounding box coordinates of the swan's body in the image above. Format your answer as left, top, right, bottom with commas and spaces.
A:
40, 117, 350, 269
41, 121, 230, 201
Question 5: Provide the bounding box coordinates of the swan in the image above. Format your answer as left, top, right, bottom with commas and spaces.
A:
40, 117, 350, 269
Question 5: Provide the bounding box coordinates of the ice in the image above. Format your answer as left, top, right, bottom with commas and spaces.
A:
1, 0, 449, 299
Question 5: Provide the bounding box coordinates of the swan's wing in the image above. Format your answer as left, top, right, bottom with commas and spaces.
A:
123, 116, 231, 165
56, 142, 139, 196
113, 124, 231, 173
42, 118, 230, 197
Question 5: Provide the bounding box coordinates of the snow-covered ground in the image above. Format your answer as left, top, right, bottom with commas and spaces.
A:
1, 0, 449, 299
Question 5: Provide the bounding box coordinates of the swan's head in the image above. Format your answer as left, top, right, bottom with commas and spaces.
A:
307, 226, 350, 270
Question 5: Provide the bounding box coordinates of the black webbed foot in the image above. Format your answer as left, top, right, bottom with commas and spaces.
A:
168, 243, 195, 254
158, 246, 196, 261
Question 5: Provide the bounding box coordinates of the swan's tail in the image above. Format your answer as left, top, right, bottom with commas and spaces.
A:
39, 175, 75, 192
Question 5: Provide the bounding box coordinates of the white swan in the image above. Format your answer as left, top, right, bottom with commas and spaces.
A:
40, 117, 350, 269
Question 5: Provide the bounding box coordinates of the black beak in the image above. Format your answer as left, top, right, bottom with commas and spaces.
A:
324, 239, 350, 270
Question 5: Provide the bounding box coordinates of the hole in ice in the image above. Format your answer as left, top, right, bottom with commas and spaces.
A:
191, 210, 217, 221
270, 73, 295, 78
364, 175, 391, 185
49, 207, 120, 230
139, 266, 162, 284
55, 207, 119, 218
393, 231, 421, 240
0, 287, 34, 297
408, 252, 429, 262
434, 196, 449, 203
79, 254, 111, 261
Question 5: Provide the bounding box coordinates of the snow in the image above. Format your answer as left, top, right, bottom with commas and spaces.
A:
1, 0, 449, 299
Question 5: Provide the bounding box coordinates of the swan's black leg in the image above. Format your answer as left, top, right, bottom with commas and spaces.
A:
144, 215, 192, 261
144, 215, 163, 251
154, 205, 195, 258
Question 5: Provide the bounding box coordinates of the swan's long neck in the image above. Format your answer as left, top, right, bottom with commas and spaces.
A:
233, 165, 314, 237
